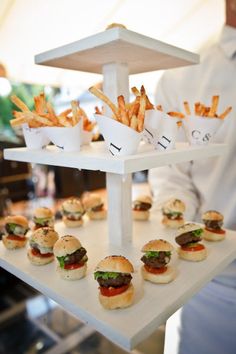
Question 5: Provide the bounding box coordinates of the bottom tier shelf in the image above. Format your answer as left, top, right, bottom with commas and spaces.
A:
0, 214, 236, 350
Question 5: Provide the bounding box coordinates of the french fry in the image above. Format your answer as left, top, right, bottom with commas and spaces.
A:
58, 115, 73, 127
137, 94, 146, 132
89, 86, 119, 120
128, 99, 140, 120
218, 106, 232, 119
183, 101, 191, 115
46, 102, 58, 125
140, 85, 154, 110
167, 111, 185, 119
117, 95, 129, 126
194, 102, 202, 116
131, 86, 140, 97
60, 108, 72, 117
130, 115, 138, 131
11, 95, 30, 112
208, 95, 219, 117
71, 100, 80, 126
10, 117, 29, 127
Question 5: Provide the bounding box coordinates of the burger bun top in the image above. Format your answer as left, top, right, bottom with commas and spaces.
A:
82, 193, 103, 210
5, 215, 28, 228
95, 255, 134, 274
202, 210, 223, 221
53, 235, 82, 257
175, 222, 203, 237
34, 207, 53, 219
31, 227, 59, 247
142, 239, 174, 252
162, 198, 185, 213
62, 198, 84, 213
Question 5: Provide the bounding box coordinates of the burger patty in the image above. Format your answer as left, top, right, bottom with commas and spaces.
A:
64, 247, 87, 265
134, 202, 152, 211
175, 232, 201, 246
91, 204, 104, 212
163, 213, 182, 220
203, 219, 223, 230
141, 251, 170, 268
97, 274, 132, 288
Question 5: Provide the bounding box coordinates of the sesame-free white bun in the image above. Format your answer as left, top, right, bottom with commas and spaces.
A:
99, 283, 134, 310
178, 246, 207, 261
95, 255, 134, 273
141, 239, 174, 252
53, 235, 82, 258
141, 265, 176, 284
132, 210, 150, 221
62, 216, 83, 228
175, 222, 203, 237
27, 248, 54, 265
31, 227, 59, 248
62, 198, 84, 213
34, 207, 53, 219
202, 210, 223, 221
87, 209, 107, 220
162, 215, 184, 228
82, 193, 103, 210
4, 215, 28, 228
203, 229, 226, 242
2, 235, 27, 249
56, 263, 87, 280
162, 198, 185, 214
106, 23, 127, 30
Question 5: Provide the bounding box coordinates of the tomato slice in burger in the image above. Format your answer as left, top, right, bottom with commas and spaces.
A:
100, 284, 129, 297
144, 265, 167, 274
31, 248, 53, 258
205, 228, 226, 235
64, 263, 84, 270
181, 243, 205, 252
7, 235, 26, 241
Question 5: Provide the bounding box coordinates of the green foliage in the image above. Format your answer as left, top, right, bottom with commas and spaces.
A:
94, 271, 120, 280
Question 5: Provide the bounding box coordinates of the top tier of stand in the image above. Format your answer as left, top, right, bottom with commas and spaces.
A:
35, 27, 199, 74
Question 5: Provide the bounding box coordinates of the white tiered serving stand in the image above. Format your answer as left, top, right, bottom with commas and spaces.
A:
2, 27, 234, 351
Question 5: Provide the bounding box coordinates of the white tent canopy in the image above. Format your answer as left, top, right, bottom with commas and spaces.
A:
0, 0, 225, 93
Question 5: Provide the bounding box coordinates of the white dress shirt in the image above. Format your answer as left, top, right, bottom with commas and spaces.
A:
149, 26, 236, 286
149, 25, 236, 354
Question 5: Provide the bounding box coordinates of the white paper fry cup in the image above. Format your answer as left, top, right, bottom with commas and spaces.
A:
183, 115, 223, 145
22, 124, 50, 150
45, 120, 82, 152
95, 114, 142, 156
143, 109, 163, 145
81, 130, 93, 145
155, 114, 179, 151
143, 110, 178, 151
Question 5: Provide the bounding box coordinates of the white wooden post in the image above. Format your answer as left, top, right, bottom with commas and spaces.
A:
106, 173, 132, 246
102, 62, 132, 246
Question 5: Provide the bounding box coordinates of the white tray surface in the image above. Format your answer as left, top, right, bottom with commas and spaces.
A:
35, 28, 199, 74
4, 142, 227, 175
1, 214, 236, 350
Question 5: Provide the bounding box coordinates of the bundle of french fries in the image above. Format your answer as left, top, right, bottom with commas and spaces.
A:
183, 95, 232, 119
10, 93, 96, 131
89, 85, 155, 133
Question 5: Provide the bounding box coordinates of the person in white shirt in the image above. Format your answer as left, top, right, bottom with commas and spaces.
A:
149, 1, 236, 353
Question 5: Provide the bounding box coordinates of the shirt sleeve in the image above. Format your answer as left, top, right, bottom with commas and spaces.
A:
148, 72, 200, 221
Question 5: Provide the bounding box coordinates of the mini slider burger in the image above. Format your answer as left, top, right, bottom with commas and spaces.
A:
61, 198, 85, 227
53, 235, 88, 280
141, 239, 175, 283
3, 215, 29, 249
132, 195, 152, 221
94, 255, 134, 310
175, 223, 207, 261
82, 193, 107, 220
33, 207, 54, 230
202, 210, 226, 241
162, 198, 185, 228
28, 227, 59, 265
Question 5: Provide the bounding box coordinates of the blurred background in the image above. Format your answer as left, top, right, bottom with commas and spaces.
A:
0, 1, 226, 353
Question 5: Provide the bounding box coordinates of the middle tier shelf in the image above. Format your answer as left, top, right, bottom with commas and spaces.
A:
4, 142, 227, 174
